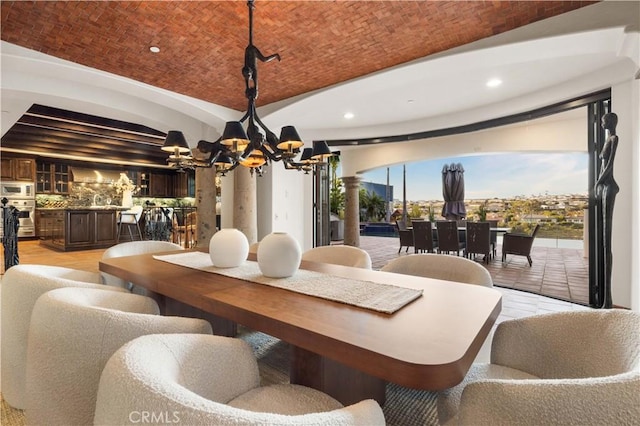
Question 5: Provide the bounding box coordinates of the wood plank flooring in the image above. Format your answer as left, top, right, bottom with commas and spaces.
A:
1, 239, 105, 275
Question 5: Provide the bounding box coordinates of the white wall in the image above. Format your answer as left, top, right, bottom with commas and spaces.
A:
611, 79, 640, 311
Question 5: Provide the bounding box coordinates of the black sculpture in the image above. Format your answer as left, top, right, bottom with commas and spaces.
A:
2, 197, 20, 271
595, 112, 619, 308
242, 39, 280, 99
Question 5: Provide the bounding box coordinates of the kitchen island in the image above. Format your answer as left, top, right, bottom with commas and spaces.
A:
37, 207, 127, 251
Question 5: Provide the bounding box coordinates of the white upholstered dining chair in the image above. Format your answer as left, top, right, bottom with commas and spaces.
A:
437, 309, 640, 425
25, 287, 212, 426
94, 333, 385, 426
380, 253, 493, 287
0, 264, 127, 409
100, 240, 183, 289
301, 245, 372, 269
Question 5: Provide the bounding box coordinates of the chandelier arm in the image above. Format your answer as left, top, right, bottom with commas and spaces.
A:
237, 105, 252, 123
258, 145, 278, 162
251, 113, 282, 153
204, 149, 222, 167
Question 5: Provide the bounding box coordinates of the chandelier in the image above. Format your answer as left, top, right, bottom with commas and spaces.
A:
162, 0, 334, 176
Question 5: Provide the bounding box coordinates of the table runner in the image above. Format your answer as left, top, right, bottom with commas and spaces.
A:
153, 251, 422, 314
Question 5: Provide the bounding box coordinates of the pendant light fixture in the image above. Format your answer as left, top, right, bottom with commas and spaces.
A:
162, 0, 334, 175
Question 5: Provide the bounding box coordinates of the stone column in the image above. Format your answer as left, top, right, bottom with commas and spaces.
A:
233, 166, 257, 244
342, 175, 361, 247
195, 166, 218, 247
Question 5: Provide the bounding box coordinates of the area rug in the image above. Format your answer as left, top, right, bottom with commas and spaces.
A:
1, 396, 25, 426
237, 327, 439, 426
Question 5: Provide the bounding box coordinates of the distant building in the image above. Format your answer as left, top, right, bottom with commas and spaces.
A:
361, 181, 393, 202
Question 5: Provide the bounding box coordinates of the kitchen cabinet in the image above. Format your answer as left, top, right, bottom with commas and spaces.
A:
1, 157, 35, 181
172, 170, 195, 198
37, 209, 65, 246
36, 163, 52, 193
149, 173, 169, 197
39, 208, 118, 251
36, 162, 69, 194
132, 171, 171, 197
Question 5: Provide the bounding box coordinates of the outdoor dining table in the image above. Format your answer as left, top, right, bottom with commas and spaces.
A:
99, 250, 502, 406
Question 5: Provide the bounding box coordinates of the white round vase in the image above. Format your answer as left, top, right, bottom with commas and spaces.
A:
209, 229, 249, 268
257, 232, 301, 278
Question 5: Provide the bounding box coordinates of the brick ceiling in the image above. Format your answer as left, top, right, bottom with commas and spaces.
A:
0, 1, 595, 112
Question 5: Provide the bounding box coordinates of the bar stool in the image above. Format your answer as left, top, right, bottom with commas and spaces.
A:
117, 205, 143, 242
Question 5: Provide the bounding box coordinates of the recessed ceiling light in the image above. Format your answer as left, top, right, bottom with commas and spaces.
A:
149, 46, 160, 53
486, 78, 502, 88
343, 112, 354, 119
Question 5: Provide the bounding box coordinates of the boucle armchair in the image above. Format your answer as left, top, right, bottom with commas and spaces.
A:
302, 245, 373, 269
94, 333, 385, 425
25, 287, 213, 426
100, 240, 183, 289
381, 254, 493, 287
437, 309, 640, 425
0, 264, 127, 409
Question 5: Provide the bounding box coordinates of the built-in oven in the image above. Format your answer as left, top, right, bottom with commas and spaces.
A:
0, 198, 36, 238
0, 181, 35, 199
1, 180, 36, 238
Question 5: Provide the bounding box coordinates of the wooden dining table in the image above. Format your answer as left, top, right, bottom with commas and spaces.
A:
99, 250, 502, 406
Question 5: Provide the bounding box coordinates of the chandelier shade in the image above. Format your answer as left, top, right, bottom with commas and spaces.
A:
299, 148, 315, 163
311, 140, 333, 161
162, 130, 191, 153
220, 121, 250, 150
276, 126, 304, 153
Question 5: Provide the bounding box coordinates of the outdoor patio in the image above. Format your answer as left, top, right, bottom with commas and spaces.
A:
358, 235, 590, 305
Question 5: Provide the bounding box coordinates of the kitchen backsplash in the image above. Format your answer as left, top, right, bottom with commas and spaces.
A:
36, 187, 195, 209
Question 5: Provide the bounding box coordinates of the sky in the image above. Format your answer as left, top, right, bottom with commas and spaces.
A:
359, 152, 589, 201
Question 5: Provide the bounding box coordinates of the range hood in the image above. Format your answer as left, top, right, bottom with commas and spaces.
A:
71, 168, 124, 183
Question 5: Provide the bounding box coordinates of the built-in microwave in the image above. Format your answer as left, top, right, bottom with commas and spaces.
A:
0, 181, 35, 199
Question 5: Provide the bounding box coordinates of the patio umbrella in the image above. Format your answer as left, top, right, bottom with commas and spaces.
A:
441, 163, 466, 220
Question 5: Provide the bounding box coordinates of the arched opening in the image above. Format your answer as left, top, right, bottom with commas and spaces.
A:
325, 90, 611, 308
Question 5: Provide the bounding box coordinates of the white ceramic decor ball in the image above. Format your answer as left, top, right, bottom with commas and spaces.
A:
257, 232, 301, 278
209, 229, 249, 268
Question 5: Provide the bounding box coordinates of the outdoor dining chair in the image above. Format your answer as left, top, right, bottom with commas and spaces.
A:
502, 224, 540, 266
436, 220, 465, 256
412, 220, 436, 253
395, 219, 414, 253
465, 222, 492, 263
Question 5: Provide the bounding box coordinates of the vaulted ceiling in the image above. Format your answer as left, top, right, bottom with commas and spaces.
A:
2, 0, 622, 167
1, 1, 594, 111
